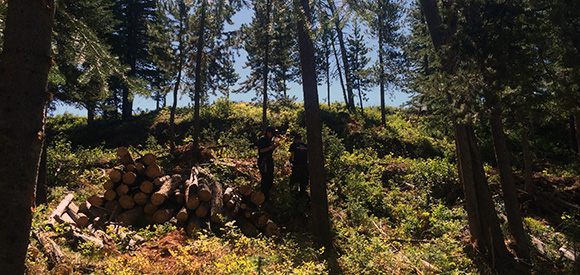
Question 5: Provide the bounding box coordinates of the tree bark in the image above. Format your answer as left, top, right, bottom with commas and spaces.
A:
36, 138, 49, 205
192, 0, 207, 158
377, 15, 386, 125
151, 174, 183, 206
297, 0, 332, 249
574, 114, 580, 155
489, 103, 530, 261
261, 0, 272, 132
331, 37, 348, 107
419, 0, 515, 268
209, 180, 223, 223
455, 123, 514, 267
169, 17, 185, 153
327, 0, 354, 111
521, 132, 534, 190
0, 1, 56, 273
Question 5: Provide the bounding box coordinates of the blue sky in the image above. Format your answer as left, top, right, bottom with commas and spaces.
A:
51, 3, 411, 117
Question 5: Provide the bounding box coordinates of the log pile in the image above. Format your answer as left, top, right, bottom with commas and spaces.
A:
74, 147, 279, 237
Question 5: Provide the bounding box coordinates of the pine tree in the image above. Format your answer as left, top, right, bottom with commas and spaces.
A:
50, 0, 125, 126
189, 0, 241, 154
152, 0, 196, 151
109, 0, 160, 120
239, 0, 297, 130
0, 1, 55, 273
346, 21, 372, 115
351, 0, 404, 124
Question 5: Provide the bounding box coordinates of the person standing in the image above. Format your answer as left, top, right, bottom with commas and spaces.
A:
289, 132, 309, 199
257, 126, 279, 200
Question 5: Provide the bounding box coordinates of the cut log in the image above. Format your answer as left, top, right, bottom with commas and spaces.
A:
235, 217, 258, 237
135, 163, 145, 175
34, 230, 73, 274
115, 184, 129, 196
172, 188, 185, 205
238, 184, 253, 196
65, 202, 89, 228
154, 175, 170, 187
209, 181, 223, 224
152, 205, 177, 224
186, 193, 200, 211
175, 206, 189, 223
50, 193, 74, 222
186, 215, 203, 235
227, 197, 242, 218
122, 171, 137, 185
151, 174, 183, 206
264, 220, 279, 237
126, 163, 136, 172
223, 187, 234, 203
117, 147, 135, 166
133, 192, 149, 206
142, 153, 157, 166
146, 163, 163, 179
197, 178, 212, 202
59, 212, 76, 225
104, 189, 117, 201
140, 180, 154, 194
104, 200, 121, 220
119, 195, 135, 210
66, 226, 104, 249
185, 167, 200, 210
143, 202, 158, 215
87, 194, 104, 207
103, 180, 115, 190
78, 201, 107, 220
195, 202, 209, 218
251, 211, 270, 228
109, 169, 123, 183
117, 206, 144, 226
250, 191, 266, 206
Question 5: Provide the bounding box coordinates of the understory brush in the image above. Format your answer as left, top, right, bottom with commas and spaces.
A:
326, 149, 475, 273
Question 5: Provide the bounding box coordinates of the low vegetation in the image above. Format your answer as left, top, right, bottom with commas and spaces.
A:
29, 101, 580, 274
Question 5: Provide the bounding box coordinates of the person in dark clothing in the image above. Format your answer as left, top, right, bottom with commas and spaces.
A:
257, 126, 279, 200
289, 133, 309, 199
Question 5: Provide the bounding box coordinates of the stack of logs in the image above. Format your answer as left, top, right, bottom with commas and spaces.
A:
79, 147, 279, 237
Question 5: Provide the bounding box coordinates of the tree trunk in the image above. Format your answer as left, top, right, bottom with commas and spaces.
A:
297, 0, 332, 249
170, 14, 185, 153
455, 123, 514, 267
516, 111, 534, 192
378, 26, 386, 125
326, 50, 331, 107
331, 37, 348, 107
261, 0, 272, 132
36, 137, 49, 205
192, 0, 207, 158
419, 0, 515, 268
574, 114, 580, 155
169, 67, 182, 153
489, 103, 530, 261
122, 85, 133, 120
0, 1, 55, 273
357, 86, 364, 116
327, 0, 354, 111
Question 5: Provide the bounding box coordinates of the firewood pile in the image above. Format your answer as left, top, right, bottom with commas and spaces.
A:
56, 147, 279, 238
